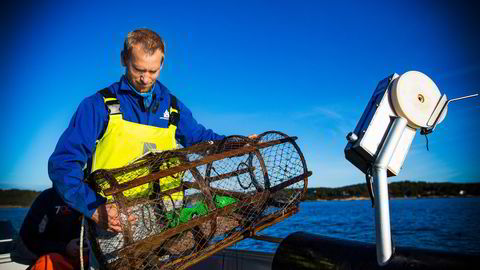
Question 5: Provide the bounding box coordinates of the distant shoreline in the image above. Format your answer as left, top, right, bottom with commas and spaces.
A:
2, 181, 479, 207
2, 196, 479, 208
305, 195, 480, 202
303, 195, 480, 202
0, 205, 30, 208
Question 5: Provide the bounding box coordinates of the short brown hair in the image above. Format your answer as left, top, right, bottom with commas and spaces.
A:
123, 28, 165, 63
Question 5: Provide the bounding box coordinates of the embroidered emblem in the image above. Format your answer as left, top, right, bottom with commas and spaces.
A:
160, 109, 169, 120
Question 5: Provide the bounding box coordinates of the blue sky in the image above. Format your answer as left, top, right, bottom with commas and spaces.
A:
1, 1, 479, 190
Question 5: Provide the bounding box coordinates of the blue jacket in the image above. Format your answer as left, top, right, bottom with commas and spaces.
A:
48, 76, 225, 218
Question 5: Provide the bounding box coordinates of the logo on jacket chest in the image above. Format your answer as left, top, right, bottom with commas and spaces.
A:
160, 109, 170, 120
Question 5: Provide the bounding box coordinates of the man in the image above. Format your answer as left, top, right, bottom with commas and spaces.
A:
48, 28, 225, 234
18, 188, 88, 270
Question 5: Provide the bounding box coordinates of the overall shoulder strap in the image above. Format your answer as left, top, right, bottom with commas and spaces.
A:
95, 87, 122, 144
169, 94, 180, 127
99, 87, 115, 99
98, 88, 122, 116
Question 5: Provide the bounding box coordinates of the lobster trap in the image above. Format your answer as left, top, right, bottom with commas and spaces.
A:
86, 131, 311, 269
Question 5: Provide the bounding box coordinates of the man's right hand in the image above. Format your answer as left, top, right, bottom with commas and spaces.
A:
66, 238, 88, 258
91, 203, 136, 233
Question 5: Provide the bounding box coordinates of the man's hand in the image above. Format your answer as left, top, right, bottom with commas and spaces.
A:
91, 203, 136, 233
66, 238, 89, 258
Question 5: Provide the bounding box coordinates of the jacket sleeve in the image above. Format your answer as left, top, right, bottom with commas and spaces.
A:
19, 189, 67, 256
48, 94, 107, 218
174, 98, 225, 147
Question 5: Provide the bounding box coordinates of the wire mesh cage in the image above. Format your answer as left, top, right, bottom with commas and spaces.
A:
86, 131, 311, 269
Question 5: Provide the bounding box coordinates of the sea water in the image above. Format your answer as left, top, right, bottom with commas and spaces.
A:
2, 197, 479, 254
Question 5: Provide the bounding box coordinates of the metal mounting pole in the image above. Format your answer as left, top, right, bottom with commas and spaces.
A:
372, 117, 407, 265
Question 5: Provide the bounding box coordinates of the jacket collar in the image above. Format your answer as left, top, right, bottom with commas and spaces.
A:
118, 75, 166, 100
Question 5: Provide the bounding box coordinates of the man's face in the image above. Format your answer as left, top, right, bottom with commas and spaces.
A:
125, 44, 164, 93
